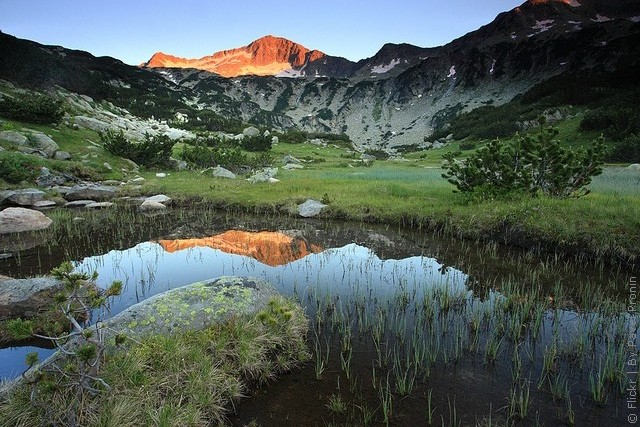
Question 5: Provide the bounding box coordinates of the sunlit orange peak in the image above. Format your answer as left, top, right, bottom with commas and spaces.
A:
158, 230, 323, 266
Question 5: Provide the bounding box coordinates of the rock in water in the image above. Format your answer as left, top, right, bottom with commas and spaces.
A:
0, 207, 53, 234
0, 277, 64, 319
298, 199, 327, 217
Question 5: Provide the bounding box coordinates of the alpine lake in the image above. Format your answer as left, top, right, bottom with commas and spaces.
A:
0, 203, 636, 426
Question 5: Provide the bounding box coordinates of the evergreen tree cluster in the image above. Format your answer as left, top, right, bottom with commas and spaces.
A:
442, 121, 607, 199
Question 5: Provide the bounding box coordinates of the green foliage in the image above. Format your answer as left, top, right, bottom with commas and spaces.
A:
180, 143, 248, 171
240, 134, 272, 152
0, 151, 45, 183
580, 107, 640, 142
7, 318, 35, 340
0, 92, 64, 124
363, 148, 390, 160
442, 121, 607, 199
608, 135, 640, 163
100, 130, 175, 168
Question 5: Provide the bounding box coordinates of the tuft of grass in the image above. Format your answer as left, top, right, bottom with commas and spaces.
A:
0, 296, 309, 426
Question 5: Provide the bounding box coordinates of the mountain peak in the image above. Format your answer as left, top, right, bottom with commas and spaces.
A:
142, 35, 327, 77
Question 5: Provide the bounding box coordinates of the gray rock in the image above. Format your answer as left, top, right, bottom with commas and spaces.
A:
144, 194, 171, 205
627, 163, 640, 171
283, 154, 302, 164
242, 126, 260, 137
211, 166, 236, 179
32, 200, 57, 208
108, 276, 280, 338
309, 138, 325, 146
0, 131, 28, 146
247, 167, 278, 184
5, 188, 46, 206
0, 191, 14, 207
103, 162, 113, 171
36, 167, 66, 187
169, 158, 188, 171
54, 151, 71, 160
297, 199, 328, 218
263, 130, 271, 137
360, 154, 376, 161
27, 132, 59, 158
64, 185, 117, 201
64, 200, 96, 208
0, 207, 53, 234
73, 116, 110, 132
140, 200, 167, 211
271, 136, 279, 145
0, 277, 64, 320
0, 146, 4, 152
86, 202, 114, 209
128, 176, 146, 184
283, 163, 304, 170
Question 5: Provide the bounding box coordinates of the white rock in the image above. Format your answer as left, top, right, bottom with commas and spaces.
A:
155, 173, 167, 178
140, 200, 167, 211
144, 194, 171, 205
0, 208, 53, 234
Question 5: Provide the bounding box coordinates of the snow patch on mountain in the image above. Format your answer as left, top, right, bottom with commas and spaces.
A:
371, 58, 400, 74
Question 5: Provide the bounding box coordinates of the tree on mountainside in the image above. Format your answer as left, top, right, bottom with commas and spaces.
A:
441, 119, 607, 199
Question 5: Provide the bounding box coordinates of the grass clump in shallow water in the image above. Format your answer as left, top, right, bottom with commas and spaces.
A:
0, 296, 309, 427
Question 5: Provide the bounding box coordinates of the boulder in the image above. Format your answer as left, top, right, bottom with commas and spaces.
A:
140, 200, 167, 211
107, 276, 280, 338
0, 277, 64, 320
27, 132, 59, 158
73, 116, 110, 132
155, 172, 167, 178
103, 162, 113, 171
144, 194, 171, 205
627, 163, 640, 172
298, 199, 328, 218
271, 136, 279, 145
360, 154, 376, 161
5, 189, 46, 206
0, 207, 53, 234
247, 167, 278, 184
242, 126, 260, 137
64, 185, 117, 201
211, 166, 236, 179
53, 151, 71, 161
0, 131, 28, 146
283, 154, 302, 164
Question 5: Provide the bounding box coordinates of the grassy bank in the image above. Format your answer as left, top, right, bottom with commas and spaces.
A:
142, 159, 639, 265
0, 296, 309, 426
2, 117, 638, 265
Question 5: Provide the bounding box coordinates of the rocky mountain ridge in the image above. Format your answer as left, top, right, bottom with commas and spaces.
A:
1, 0, 638, 150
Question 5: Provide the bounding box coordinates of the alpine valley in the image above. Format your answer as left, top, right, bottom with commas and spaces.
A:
1, 0, 639, 150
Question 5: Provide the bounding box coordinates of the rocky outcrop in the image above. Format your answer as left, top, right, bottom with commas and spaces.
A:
0, 207, 53, 234
0, 276, 63, 320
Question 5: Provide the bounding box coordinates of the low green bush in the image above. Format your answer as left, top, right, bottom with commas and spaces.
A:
0, 93, 64, 124
0, 151, 45, 183
100, 130, 175, 168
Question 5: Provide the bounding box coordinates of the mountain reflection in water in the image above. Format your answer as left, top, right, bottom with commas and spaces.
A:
157, 230, 323, 266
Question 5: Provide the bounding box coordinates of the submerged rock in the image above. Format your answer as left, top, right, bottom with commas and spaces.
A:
0, 207, 53, 234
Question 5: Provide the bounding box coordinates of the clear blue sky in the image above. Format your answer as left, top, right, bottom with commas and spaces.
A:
0, 0, 525, 65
